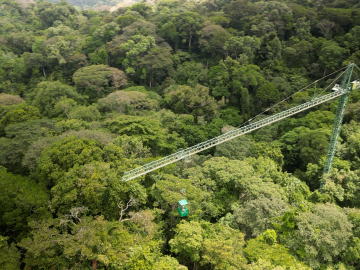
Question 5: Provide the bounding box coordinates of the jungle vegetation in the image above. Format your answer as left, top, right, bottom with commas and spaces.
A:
1, 0, 360, 269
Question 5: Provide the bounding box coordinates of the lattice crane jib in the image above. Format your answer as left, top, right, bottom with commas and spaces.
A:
122, 64, 360, 182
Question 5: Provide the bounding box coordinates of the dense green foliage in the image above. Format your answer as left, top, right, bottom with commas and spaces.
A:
40, 0, 134, 11
1, 0, 360, 269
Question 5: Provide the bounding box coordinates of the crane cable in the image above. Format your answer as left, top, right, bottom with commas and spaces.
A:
237, 66, 348, 129
313, 68, 348, 98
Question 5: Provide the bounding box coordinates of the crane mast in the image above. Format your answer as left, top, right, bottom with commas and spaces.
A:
322, 65, 355, 176
122, 64, 359, 182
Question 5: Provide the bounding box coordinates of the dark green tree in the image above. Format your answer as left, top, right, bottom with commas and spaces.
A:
73, 65, 127, 101
31, 81, 85, 118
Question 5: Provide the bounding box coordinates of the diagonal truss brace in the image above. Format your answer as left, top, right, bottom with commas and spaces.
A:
122, 87, 352, 182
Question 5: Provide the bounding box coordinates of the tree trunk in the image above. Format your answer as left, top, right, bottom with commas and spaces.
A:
92, 259, 98, 270
42, 67, 46, 77
174, 42, 178, 52
149, 71, 153, 87
188, 34, 193, 53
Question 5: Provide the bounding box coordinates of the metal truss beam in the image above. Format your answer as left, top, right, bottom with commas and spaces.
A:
122, 87, 352, 182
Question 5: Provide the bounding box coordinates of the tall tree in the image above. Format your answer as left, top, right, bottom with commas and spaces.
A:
224, 36, 261, 61
199, 24, 231, 56
139, 47, 174, 87
170, 220, 246, 269
318, 41, 346, 75
19, 213, 134, 270
174, 12, 204, 53
73, 65, 127, 101
103, 115, 186, 155
316, 20, 335, 40
0, 235, 21, 270
290, 204, 352, 268
0, 167, 50, 239
166, 84, 220, 123
119, 35, 156, 78
31, 81, 85, 118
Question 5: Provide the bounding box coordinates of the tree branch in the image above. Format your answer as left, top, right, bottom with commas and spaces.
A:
118, 198, 136, 222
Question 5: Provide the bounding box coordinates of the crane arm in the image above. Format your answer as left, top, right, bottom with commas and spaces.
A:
122, 87, 351, 182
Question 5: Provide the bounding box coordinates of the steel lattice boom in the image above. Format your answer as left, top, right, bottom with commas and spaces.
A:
122, 79, 355, 182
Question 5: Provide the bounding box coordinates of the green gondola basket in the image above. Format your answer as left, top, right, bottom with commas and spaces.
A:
177, 199, 189, 217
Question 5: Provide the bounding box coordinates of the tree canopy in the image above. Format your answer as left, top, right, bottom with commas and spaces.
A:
1, 0, 360, 269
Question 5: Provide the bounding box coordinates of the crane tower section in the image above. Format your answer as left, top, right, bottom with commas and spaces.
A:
323, 63, 358, 176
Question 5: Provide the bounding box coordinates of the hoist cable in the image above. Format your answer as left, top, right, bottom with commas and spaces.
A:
237, 66, 348, 128
313, 68, 347, 98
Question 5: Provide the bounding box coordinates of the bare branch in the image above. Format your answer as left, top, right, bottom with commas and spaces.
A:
316, 20, 335, 40
118, 198, 136, 222
69, 206, 88, 223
